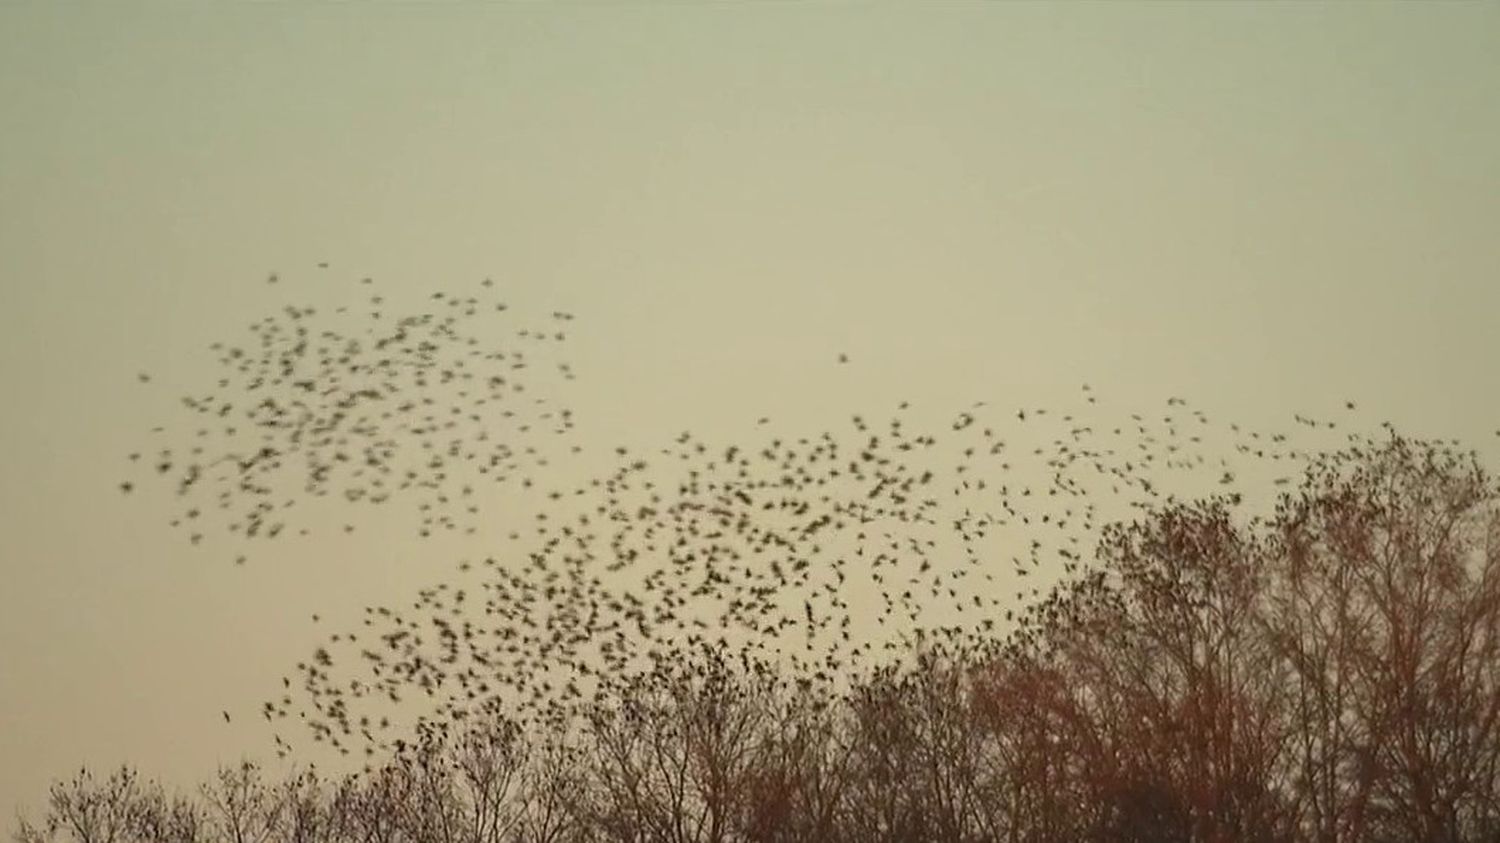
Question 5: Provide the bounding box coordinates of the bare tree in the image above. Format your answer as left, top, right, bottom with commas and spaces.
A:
581, 645, 773, 843
18, 767, 160, 843
1265, 437, 1500, 842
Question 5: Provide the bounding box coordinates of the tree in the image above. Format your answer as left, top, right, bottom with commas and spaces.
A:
1264, 437, 1500, 842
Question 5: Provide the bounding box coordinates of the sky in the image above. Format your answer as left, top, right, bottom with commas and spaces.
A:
2, 1, 1498, 830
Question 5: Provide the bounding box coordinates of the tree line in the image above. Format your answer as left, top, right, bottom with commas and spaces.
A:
18, 435, 1500, 843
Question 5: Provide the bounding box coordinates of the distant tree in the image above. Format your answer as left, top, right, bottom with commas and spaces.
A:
977, 497, 1294, 843
16, 766, 169, 843
973, 435, 1500, 843
1263, 437, 1500, 842
579, 645, 775, 843
739, 685, 851, 843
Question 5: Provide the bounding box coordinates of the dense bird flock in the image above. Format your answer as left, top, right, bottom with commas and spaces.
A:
122, 268, 1395, 767
124, 268, 578, 557
59, 267, 1500, 842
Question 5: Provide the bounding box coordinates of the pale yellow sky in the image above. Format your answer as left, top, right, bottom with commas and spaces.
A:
2, 1, 1498, 829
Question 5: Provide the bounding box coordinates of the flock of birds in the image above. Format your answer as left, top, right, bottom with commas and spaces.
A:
125, 268, 578, 560
122, 266, 1418, 767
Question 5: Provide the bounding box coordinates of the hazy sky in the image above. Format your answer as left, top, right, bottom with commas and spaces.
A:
2, 2, 1498, 830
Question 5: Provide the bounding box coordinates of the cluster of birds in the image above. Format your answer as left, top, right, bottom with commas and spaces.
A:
123, 267, 579, 560
267, 394, 1364, 761
122, 267, 1399, 767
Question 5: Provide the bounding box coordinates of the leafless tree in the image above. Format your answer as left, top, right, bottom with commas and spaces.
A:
1264, 437, 1500, 842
